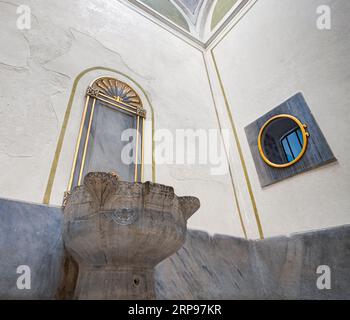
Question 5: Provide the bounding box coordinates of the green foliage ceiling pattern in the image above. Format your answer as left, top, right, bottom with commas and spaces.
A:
139, 0, 190, 31
133, 0, 243, 42
211, 0, 239, 30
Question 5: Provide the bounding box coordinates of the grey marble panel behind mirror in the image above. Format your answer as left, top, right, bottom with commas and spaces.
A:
244, 93, 337, 187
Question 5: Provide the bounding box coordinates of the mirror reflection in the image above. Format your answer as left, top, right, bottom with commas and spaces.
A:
259, 115, 307, 166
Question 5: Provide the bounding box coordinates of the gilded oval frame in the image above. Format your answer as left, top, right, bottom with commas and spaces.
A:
258, 114, 309, 168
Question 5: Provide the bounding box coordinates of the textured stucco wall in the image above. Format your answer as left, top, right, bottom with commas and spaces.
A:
208, 0, 350, 237
0, 0, 242, 237
0, 198, 349, 299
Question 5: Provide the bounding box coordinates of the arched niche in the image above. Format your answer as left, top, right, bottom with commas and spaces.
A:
68, 76, 147, 190
43, 67, 156, 206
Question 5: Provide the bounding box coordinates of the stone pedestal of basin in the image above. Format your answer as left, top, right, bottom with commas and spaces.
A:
63, 172, 200, 300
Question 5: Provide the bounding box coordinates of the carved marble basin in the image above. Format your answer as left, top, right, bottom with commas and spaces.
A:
63, 172, 200, 300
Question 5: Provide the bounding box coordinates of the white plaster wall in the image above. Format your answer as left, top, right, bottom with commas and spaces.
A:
211, 0, 350, 237
0, 0, 245, 237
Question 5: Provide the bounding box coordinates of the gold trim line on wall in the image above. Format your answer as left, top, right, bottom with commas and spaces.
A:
77, 98, 96, 186
134, 115, 140, 182
210, 49, 264, 239
67, 95, 90, 190
202, 52, 248, 239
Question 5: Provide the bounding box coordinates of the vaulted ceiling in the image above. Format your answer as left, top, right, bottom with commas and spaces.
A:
126, 0, 248, 46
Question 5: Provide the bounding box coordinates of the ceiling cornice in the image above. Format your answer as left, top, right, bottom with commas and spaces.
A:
117, 0, 256, 50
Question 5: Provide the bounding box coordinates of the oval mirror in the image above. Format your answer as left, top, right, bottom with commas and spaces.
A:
258, 114, 309, 168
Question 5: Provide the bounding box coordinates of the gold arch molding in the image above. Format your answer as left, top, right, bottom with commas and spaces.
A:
43, 67, 156, 205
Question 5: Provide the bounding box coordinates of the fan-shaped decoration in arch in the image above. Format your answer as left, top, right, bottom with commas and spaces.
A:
91, 77, 143, 109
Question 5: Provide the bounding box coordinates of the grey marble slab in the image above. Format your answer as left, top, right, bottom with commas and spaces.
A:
155, 226, 350, 299
0, 197, 349, 299
0, 198, 64, 299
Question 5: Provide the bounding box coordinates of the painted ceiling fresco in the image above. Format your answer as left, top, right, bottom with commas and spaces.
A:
138, 0, 191, 31
211, 0, 239, 30
129, 0, 247, 44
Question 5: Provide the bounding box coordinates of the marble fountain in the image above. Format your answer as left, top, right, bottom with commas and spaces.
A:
62, 172, 200, 300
